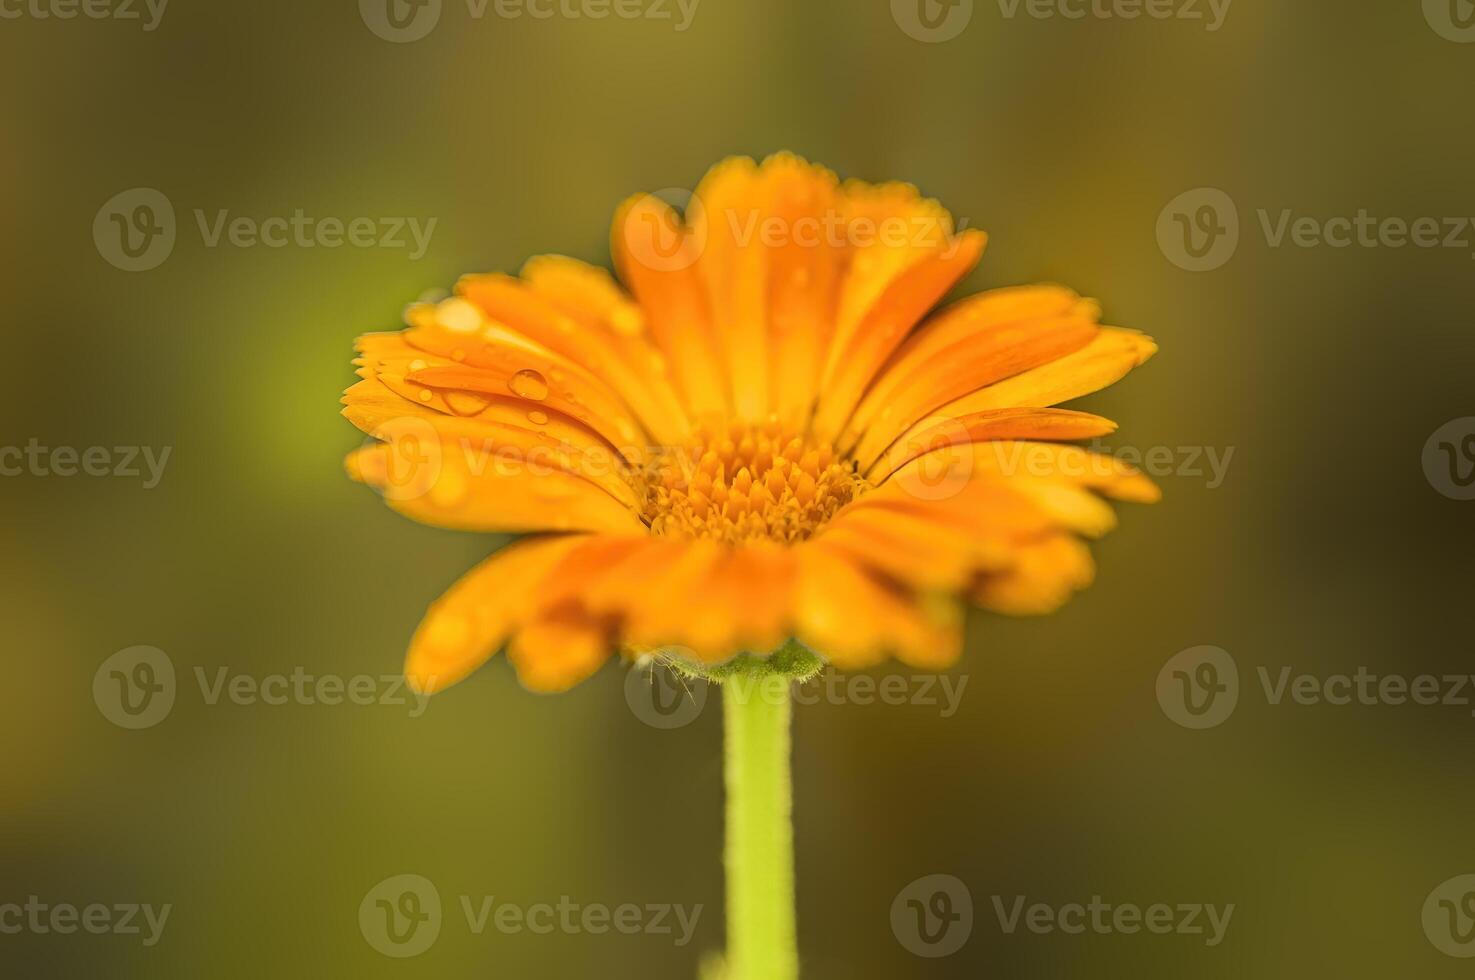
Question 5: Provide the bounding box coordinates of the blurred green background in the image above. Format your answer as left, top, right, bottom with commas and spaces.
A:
3, 0, 1474, 976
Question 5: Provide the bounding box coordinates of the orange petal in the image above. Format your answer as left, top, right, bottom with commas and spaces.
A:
400, 334, 642, 457
793, 541, 961, 671
926, 326, 1158, 418
345, 431, 646, 534
404, 534, 589, 695
618, 539, 742, 661
691, 157, 771, 420
867, 408, 1119, 485
343, 369, 640, 509
812, 229, 988, 441
850, 286, 1085, 409
457, 266, 691, 445
508, 614, 612, 693
973, 533, 1096, 616
762, 154, 845, 430
847, 313, 1100, 469
611, 192, 730, 420
883, 440, 1161, 504
841, 286, 1091, 453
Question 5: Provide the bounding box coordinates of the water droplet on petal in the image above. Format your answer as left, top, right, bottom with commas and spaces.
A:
527, 410, 549, 426
445, 390, 491, 416
508, 368, 549, 401
417, 389, 434, 403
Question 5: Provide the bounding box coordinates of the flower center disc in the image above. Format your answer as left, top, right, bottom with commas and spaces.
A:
642, 421, 868, 544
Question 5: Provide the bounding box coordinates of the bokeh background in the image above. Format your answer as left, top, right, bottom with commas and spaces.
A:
4, 0, 1474, 976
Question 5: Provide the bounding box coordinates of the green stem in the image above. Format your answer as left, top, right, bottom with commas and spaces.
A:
723, 671, 798, 980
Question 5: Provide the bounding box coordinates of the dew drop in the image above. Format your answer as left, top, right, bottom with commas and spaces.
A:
445, 390, 491, 417
508, 368, 549, 401
418, 389, 434, 403
527, 410, 549, 426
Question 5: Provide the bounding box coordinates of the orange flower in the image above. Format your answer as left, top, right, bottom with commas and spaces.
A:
342, 154, 1159, 695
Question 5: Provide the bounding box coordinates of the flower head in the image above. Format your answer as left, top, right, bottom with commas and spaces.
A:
342, 154, 1158, 694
